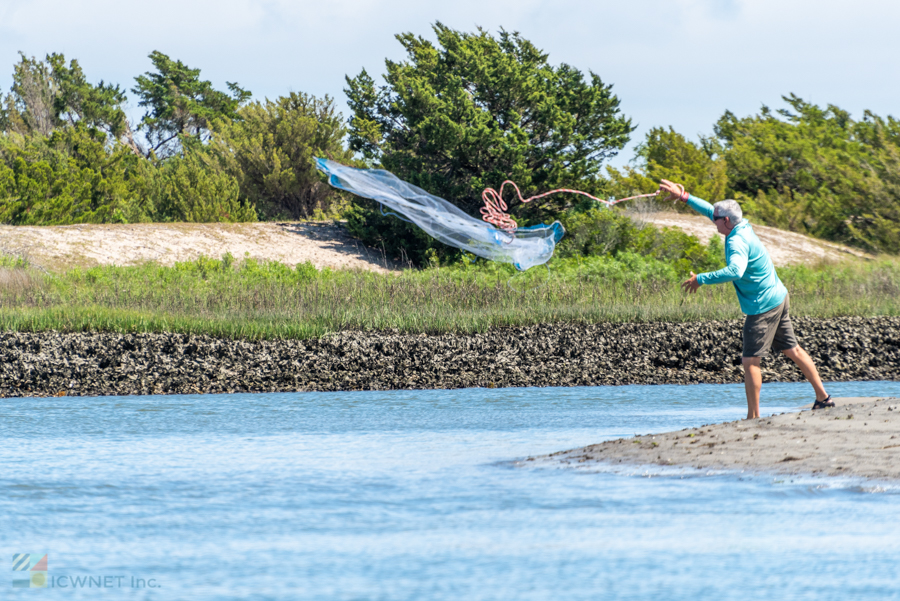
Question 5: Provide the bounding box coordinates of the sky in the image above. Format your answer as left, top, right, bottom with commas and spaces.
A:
1, 0, 897, 166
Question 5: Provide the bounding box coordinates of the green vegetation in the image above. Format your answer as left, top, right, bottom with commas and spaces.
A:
4, 29, 900, 259
210, 92, 354, 220
556, 208, 726, 275
132, 50, 251, 158
610, 96, 900, 254
344, 22, 632, 264
0, 51, 345, 225
2, 26, 900, 342
1, 253, 897, 340
0, 123, 147, 224
606, 126, 728, 209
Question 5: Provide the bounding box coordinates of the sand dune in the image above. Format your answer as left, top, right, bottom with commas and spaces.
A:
0, 211, 870, 274
0, 221, 399, 273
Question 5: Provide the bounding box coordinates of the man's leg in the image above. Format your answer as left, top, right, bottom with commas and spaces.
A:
742, 356, 762, 419
782, 345, 829, 401
742, 299, 789, 420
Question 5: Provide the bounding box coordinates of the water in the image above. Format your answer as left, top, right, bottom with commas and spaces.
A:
3, 381, 900, 600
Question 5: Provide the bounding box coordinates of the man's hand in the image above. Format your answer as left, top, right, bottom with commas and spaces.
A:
681, 271, 701, 294
659, 179, 685, 202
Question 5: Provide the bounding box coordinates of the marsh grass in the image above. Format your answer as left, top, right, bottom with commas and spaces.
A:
0, 253, 898, 339
0, 267, 36, 294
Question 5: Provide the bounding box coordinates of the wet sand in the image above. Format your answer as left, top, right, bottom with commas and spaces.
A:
534, 397, 900, 481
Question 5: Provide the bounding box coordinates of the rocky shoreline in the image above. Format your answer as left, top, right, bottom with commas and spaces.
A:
2, 317, 899, 398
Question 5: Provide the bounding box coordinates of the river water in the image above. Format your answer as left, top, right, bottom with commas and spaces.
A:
3, 381, 900, 600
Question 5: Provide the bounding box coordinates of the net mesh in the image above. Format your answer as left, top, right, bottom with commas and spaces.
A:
316, 158, 565, 271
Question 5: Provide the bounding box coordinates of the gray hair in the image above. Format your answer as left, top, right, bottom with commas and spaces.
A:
713, 199, 743, 225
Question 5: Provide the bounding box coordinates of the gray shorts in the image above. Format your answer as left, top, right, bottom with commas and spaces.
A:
742, 295, 798, 358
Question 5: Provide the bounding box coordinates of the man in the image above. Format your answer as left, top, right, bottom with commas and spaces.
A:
659, 180, 833, 419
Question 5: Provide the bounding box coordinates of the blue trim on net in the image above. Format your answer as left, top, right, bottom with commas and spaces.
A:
515, 221, 566, 243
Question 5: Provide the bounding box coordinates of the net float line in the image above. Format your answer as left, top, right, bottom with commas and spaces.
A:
480, 181, 684, 232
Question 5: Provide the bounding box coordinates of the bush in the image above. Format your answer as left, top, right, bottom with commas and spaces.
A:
556, 207, 724, 276
631, 222, 725, 275
554, 252, 679, 285
141, 147, 256, 223
211, 92, 354, 220
0, 124, 147, 224
716, 96, 900, 253
556, 207, 637, 258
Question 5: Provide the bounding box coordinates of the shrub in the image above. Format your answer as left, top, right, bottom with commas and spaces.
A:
0, 124, 146, 224
556, 207, 724, 276
211, 92, 354, 220
142, 147, 256, 223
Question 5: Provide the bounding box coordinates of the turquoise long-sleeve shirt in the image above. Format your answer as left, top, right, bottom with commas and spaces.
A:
686, 195, 787, 316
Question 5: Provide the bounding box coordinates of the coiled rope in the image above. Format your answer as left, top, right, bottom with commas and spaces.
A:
480, 181, 684, 232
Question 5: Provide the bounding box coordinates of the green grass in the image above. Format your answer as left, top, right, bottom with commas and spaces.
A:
1, 252, 898, 340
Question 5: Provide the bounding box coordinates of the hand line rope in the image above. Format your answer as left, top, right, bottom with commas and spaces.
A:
480, 181, 684, 232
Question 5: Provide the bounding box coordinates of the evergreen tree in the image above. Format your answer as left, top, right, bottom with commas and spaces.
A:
0, 123, 147, 225
132, 51, 251, 158
46, 53, 135, 147
142, 146, 256, 223
211, 92, 354, 219
715, 95, 900, 252
345, 23, 633, 263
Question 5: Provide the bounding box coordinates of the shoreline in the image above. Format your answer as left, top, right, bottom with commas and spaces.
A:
1, 317, 899, 397
531, 397, 900, 481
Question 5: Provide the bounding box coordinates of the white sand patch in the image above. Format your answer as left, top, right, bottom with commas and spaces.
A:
0, 211, 870, 273
633, 210, 871, 266
0, 221, 399, 273
538, 397, 900, 482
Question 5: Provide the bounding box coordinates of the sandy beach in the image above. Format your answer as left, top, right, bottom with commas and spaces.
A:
533, 396, 900, 481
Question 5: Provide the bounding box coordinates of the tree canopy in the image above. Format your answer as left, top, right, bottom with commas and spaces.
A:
0, 51, 329, 225
611, 95, 900, 254
345, 22, 633, 263
211, 92, 354, 219
0, 123, 146, 225
2, 53, 132, 143
47, 53, 131, 140
2, 39, 899, 258
714, 95, 900, 252
606, 127, 728, 212
132, 51, 251, 158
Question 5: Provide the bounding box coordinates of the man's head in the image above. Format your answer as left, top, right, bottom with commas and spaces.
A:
712, 199, 742, 234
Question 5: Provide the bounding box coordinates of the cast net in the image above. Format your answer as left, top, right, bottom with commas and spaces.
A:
316, 158, 679, 271
316, 158, 565, 271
